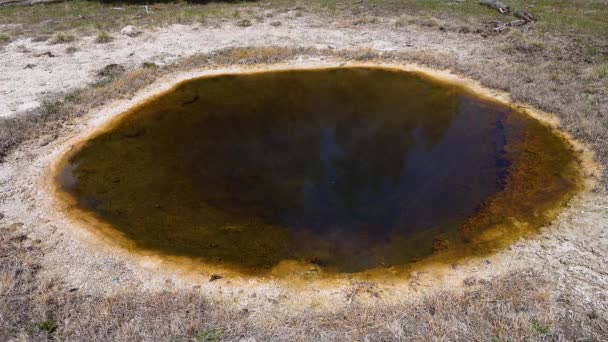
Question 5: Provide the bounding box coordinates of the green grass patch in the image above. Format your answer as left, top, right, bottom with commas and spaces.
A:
35, 319, 58, 334
195, 328, 224, 342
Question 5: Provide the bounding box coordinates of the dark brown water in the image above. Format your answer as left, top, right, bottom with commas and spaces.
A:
59, 68, 579, 273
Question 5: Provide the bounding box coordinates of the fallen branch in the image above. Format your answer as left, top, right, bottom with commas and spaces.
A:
479, 0, 510, 14
479, 0, 538, 33
494, 19, 526, 32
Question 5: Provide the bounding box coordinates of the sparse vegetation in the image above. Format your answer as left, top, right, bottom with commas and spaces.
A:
35, 320, 57, 334
65, 46, 78, 54
195, 328, 224, 342
396, 15, 439, 28
50, 31, 75, 44
0, 33, 9, 43
0, 0, 604, 42
94, 31, 112, 44
31, 35, 48, 42
530, 320, 550, 335
236, 18, 252, 27
0, 62, 159, 160
1, 226, 606, 340
142, 61, 159, 69
592, 62, 608, 80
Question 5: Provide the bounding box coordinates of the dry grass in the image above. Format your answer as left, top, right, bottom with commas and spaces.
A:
49, 32, 75, 45
0, 65, 159, 161
65, 46, 78, 54
0, 36, 607, 340
395, 15, 440, 28
94, 31, 112, 44
592, 62, 608, 80
1, 222, 606, 341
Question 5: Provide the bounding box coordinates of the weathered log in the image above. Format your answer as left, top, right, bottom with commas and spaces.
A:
0, 0, 63, 6
514, 9, 537, 23
479, 0, 510, 14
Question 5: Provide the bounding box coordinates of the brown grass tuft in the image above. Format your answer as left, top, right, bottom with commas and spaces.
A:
236, 19, 252, 27
50, 32, 75, 45
94, 31, 112, 44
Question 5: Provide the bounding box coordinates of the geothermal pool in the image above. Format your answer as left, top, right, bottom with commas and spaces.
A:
57, 67, 580, 274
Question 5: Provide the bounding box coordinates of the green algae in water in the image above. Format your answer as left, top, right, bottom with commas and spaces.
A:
59, 67, 579, 273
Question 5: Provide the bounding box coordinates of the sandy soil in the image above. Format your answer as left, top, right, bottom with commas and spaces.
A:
0, 12, 476, 117
0, 12, 607, 317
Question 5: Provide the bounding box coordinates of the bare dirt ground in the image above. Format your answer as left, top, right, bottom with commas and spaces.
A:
0, 11, 478, 117
1, 7, 608, 341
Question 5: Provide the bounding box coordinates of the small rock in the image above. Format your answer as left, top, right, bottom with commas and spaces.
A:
120, 25, 141, 38
209, 274, 222, 282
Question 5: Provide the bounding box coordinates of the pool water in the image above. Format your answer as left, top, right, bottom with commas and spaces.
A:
59, 67, 580, 273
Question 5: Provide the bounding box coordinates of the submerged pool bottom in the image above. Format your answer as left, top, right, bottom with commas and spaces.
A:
58, 67, 580, 274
